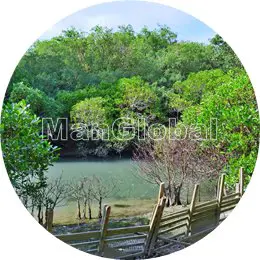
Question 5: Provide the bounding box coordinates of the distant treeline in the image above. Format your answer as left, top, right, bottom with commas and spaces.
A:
5, 26, 259, 187
7, 25, 241, 118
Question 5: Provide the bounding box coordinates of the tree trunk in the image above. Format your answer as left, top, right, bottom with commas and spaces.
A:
173, 186, 182, 205
82, 199, 87, 219
165, 194, 172, 207
98, 197, 102, 220
31, 205, 35, 216
186, 186, 189, 205
44, 201, 49, 227
77, 199, 81, 219
23, 195, 28, 209
44, 208, 48, 227
46, 208, 54, 232
88, 200, 92, 220
165, 185, 173, 207
37, 204, 43, 225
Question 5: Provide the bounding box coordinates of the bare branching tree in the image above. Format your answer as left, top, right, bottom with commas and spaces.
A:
43, 175, 68, 226
80, 177, 93, 220
68, 179, 84, 220
133, 136, 226, 206
32, 188, 45, 225
91, 176, 118, 220
44, 175, 68, 210
28, 175, 68, 225
68, 176, 118, 221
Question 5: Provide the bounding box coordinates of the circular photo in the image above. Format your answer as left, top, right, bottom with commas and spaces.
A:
1, 1, 259, 259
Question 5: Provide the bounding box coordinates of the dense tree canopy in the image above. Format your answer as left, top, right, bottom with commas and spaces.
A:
9, 27, 240, 95
3, 26, 259, 189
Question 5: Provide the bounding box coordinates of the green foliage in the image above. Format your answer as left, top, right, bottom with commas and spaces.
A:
166, 92, 192, 112
4, 26, 256, 190
70, 97, 108, 126
161, 42, 217, 86
115, 77, 162, 123
172, 69, 233, 105
10, 82, 61, 118
210, 34, 243, 71
139, 25, 177, 51
56, 87, 97, 116
0, 100, 59, 199
10, 26, 241, 99
182, 70, 259, 187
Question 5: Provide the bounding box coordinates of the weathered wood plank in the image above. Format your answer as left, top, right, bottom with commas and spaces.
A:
160, 216, 188, 229
157, 182, 165, 203
163, 207, 189, 217
192, 210, 217, 223
222, 193, 240, 201
221, 198, 240, 208
195, 199, 218, 210
187, 184, 199, 235
56, 230, 100, 242
106, 225, 150, 236
105, 234, 147, 243
162, 210, 189, 222
216, 174, 225, 225
235, 183, 240, 194
98, 205, 111, 256
86, 248, 98, 253
239, 167, 244, 196
220, 204, 236, 213
110, 241, 145, 249
194, 202, 218, 214
145, 196, 166, 256
158, 223, 187, 235
70, 240, 99, 247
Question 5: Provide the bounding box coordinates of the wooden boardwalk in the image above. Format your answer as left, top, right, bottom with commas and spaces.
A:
54, 167, 244, 259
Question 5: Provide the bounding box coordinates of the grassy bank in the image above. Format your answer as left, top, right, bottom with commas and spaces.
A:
52, 198, 156, 225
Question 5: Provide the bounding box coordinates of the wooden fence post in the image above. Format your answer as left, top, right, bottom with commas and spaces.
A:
186, 184, 199, 236
235, 183, 240, 193
235, 183, 240, 198
145, 183, 166, 257
98, 205, 111, 256
216, 174, 225, 225
150, 182, 165, 222
239, 167, 244, 196
157, 182, 165, 203
46, 208, 54, 232
145, 196, 166, 257
216, 175, 221, 198
217, 174, 225, 203
186, 186, 189, 205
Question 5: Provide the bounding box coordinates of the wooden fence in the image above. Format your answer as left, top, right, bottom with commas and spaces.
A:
55, 168, 244, 259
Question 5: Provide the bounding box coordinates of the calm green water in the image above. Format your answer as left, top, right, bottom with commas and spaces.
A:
47, 158, 217, 203
46, 158, 217, 223
47, 158, 158, 200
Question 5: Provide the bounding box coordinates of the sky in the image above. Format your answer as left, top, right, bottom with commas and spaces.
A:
40, 1, 216, 43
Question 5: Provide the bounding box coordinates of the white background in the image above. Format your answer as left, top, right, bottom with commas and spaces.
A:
0, 0, 259, 259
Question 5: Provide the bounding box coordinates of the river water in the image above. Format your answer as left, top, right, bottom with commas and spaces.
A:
47, 158, 158, 199
47, 158, 217, 223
